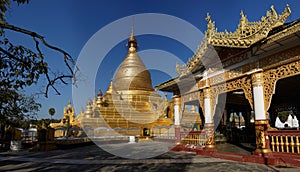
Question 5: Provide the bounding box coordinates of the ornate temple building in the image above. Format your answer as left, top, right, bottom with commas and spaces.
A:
157, 4, 300, 157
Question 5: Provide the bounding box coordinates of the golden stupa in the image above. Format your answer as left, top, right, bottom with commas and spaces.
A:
50, 101, 83, 137
79, 27, 174, 139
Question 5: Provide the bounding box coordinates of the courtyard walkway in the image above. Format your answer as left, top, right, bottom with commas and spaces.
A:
0, 142, 299, 172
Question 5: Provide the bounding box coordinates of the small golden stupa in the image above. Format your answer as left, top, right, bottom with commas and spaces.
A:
80, 26, 174, 139
50, 101, 82, 137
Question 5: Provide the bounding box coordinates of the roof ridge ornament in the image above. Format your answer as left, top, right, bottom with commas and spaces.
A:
176, 4, 292, 76
205, 4, 291, 48
205, 13, 216, 40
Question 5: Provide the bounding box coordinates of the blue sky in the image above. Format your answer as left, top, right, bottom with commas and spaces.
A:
5, 0, 300, 119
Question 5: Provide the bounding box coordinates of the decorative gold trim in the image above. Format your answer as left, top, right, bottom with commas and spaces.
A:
260, 46, 300, 71
181, 91, 199, 103
177, 39, 208, 75
205, 123, 214, 127
255, 148, 272, 154
255, 125, 266, 149
264, 60, 300, 111
205, 145, 216, 149
155, 78, 178, 91
210, 76, 253, 111
205, 123, 215, 147
203, 88, 212, 99
251, 72, 264, 87
173, 96, 181, 106
198, 79, 210, 89
266, 20, 300, 45
176, 5, 291, 77
255, 120, 269, 125
205, 5, 291, 48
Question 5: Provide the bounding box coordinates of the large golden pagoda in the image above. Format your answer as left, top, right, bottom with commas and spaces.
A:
79, 28, 175, 139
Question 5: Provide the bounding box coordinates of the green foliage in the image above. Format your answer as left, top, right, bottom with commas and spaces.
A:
48, 108, 55, 116
0, 0, 29, 22
0, 0, 76, 131
0, 89, 41, 126
0, 0, 46, 126
0, 38, 48, 90
1, 0, 76, 94
0, 2, 47, 90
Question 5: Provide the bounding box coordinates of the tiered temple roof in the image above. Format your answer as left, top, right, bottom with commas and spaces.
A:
157, 4, 298, 91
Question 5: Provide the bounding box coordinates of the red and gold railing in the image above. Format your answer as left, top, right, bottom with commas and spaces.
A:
268, 130, 300, 154
180, 131, 206, 146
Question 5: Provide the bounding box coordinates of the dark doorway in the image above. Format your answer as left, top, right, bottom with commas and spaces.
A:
214, 90, 256, 154
269, 75, 300, 129
143, 128, 150, 136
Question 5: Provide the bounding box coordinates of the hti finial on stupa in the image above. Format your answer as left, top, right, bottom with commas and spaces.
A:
106, 79, 113, 93
68, 100, 71, 107
97, 89, 103, 97
127, 17, 137, 52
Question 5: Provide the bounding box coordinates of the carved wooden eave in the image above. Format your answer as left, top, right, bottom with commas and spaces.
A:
155, 77, 179, 92
206, 4, 291, 48
155, 74, 200, 93
264, 18, 300, 45
175, 5, 291, 77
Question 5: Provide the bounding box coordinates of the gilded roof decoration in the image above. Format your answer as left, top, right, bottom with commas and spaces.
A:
206, 5, 291, 48
176, 4, 291, 76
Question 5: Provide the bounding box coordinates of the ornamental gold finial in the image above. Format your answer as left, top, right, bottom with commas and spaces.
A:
106, 79, 113, 93
285, 4, 291, 13
240, 10, 244, 17
131, 17, 134, 38
205, 13, 215, 38
205, 13, 211, 22
240, 10, 247, 21
127, 17, 138, 52
97, 89, 103, 97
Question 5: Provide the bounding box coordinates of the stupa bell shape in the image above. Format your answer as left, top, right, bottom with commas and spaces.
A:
113, 30, 153, 91
79, 26, 174, 138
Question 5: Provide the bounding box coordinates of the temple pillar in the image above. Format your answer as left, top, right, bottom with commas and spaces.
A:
173, 96, 181, 144
251, 72, 271, 154
203, 88, 216, 149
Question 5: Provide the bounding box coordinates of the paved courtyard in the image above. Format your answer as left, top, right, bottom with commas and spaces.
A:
0, 142, 299, 172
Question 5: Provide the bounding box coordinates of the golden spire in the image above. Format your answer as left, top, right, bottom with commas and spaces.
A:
127, 17, 137, 52
68, 100, 71, 107
131, 17, 134, 38
97, 89, 103, 97
113, 22, 153, 92
106, 79, 113, 93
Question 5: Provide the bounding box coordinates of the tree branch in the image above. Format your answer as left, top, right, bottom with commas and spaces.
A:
1, 23, 79, 97
45, 75, 73, 97
1, 23, 77, 67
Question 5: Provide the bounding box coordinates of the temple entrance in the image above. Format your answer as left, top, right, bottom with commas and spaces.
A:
179, 100, 205, 145
143, 128, 150, 136
214, 90, 255, 154
181, 100, 204, 132
269, 75, 300, 130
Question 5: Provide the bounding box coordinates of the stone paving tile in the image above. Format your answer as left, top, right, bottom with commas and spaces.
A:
0, 143, 300, 172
